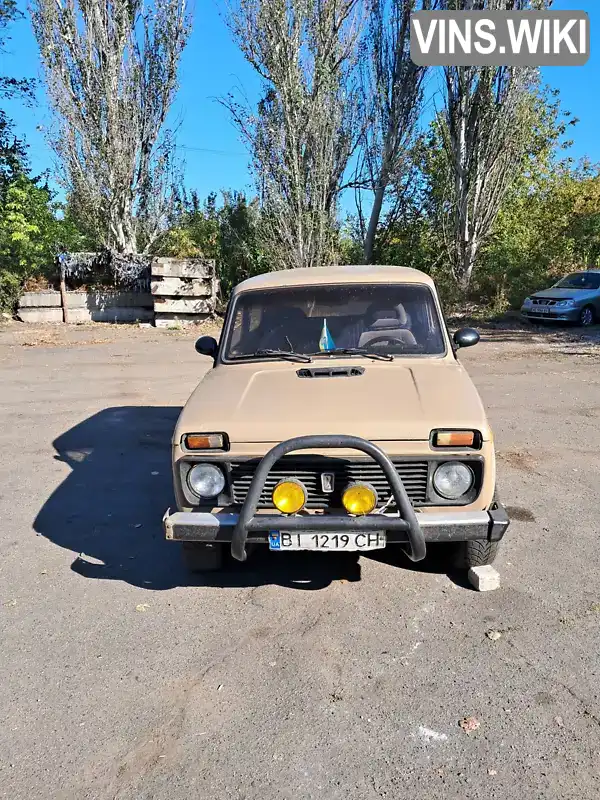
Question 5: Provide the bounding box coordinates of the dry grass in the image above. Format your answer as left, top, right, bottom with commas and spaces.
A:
1, 317, 224, 349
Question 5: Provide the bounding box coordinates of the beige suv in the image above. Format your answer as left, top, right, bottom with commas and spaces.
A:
163, 266, 509, 572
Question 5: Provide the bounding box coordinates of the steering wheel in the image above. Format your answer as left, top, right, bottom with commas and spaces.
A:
364, 334, 408, 349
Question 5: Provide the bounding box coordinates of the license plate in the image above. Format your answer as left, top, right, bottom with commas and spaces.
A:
268, 531, 386, 551
534, 305, 550, 313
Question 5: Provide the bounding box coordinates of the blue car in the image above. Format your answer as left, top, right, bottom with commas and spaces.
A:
521, 270, 600, 327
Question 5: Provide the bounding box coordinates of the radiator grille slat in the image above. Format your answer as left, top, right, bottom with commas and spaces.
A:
229, 457, 429, 509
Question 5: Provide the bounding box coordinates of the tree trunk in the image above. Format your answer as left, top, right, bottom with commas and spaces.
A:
364, 181, 386, 265
59, 265, 69, 323
456, 235, 478, 290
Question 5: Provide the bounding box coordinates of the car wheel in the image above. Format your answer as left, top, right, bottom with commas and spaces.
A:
454, 539, 500, 570
579, 305, 595, 327
181, 541, 224, 573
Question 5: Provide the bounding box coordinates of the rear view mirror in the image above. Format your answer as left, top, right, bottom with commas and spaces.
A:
453, 327, 480, 349
195, 336, 218, 358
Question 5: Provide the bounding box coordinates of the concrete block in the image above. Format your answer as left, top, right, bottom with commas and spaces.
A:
18, 307, 63, 323
18, 306, 153, 324
68, 291, 153, 309
153, 297, 212, 313
151, 258, 214, 279
468, 565, 501, 592
20, 290, 153, 311
154, 313, 211, 328
19, 292, 62, 308
151, 278, 211, 297
83, 307, 153, 323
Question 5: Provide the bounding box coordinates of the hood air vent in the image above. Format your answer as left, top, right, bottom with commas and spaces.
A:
296, 366, 365, 378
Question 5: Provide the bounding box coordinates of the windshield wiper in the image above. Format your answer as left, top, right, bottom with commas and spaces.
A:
232, 348, 312, 363
308, 347, 394, 362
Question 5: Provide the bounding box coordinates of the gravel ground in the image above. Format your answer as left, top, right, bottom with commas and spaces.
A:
1, 320, 600, 800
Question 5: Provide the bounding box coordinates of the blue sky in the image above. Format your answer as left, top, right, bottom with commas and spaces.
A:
2, 0, 598, 207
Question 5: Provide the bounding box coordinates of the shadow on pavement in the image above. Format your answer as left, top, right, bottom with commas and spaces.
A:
33, 407, 364, 590
34, 406, 183, 590
366, 544, 472, 590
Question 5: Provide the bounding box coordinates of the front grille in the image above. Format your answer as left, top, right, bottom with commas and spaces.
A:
532, 298, 557, 306
229, 456, 430, 509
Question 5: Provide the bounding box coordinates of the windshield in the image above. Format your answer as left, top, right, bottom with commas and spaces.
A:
223, 283, 446, 360
554, 272, 600, 290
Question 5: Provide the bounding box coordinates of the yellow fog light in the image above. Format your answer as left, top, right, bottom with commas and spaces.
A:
342, 483, 377, 516
272, 479, 307, 514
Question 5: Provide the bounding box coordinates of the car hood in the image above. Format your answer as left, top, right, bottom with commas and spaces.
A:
174, 359, 491, 445
531, 287, 593, 301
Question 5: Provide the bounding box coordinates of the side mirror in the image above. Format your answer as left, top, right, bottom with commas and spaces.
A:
195, 336, 218, 358
453, 327, 480, 349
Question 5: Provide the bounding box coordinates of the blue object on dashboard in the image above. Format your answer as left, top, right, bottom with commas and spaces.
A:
319, 319, 336, 351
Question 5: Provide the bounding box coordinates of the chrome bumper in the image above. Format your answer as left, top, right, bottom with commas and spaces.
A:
164, 506, 510, 545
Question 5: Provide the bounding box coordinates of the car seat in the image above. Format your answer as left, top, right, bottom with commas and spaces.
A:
357, 304, 417, 349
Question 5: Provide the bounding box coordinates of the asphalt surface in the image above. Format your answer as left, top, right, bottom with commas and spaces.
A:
1, 320, 600, 800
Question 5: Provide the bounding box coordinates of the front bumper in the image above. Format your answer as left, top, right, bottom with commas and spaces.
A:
521, 307, 579, 322
164, 505, 510, 544
165, 434, 509, 563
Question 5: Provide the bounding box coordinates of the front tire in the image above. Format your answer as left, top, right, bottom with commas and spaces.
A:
182, 542, 224, 573
579, 305, 595, 327
454, 539, 500, 570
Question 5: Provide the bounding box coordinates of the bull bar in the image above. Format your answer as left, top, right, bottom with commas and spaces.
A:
163, 435, 510, 563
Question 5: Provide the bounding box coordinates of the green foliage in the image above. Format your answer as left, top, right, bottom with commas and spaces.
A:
0, 173, 84, 310
0, 175, 51, 309
0, 112, 27, 190
476, 162, 600, 310
218, 192, 268, 295
154, 226, 203, 258
0, 121, 84, 310
153, 191, 219, 259
155, 190, 269, 297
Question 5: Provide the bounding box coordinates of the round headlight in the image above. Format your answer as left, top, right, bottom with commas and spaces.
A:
272, 480, 306, 514
187, 463, 226, 498
432, 462, 474, 500
342, 483, 377, 515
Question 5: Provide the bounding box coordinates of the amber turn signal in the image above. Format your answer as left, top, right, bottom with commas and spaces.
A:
433, 430, 476, 448
183, 433, 227, 450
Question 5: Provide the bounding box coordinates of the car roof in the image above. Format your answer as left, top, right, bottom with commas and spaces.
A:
232, 265, 436, 294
